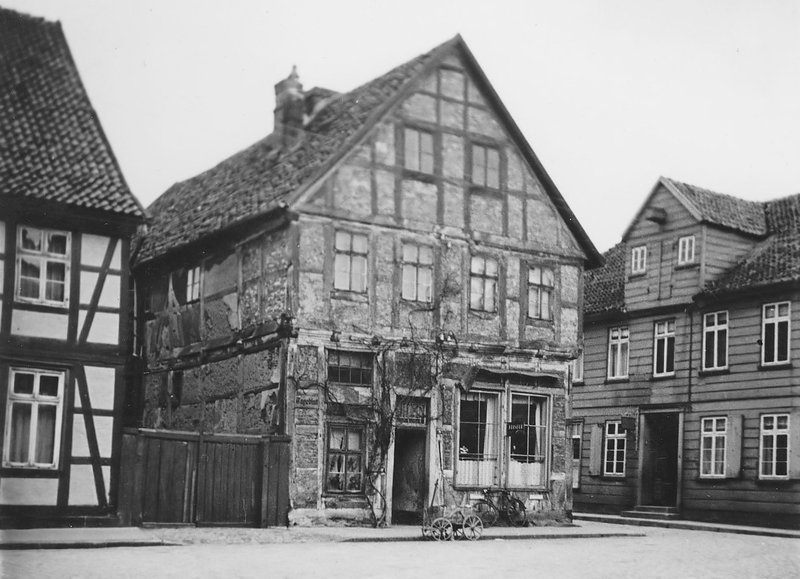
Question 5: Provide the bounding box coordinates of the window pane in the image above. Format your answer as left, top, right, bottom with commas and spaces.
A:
402, 244, 417, 262
402, 264, 416, 300
472, 147, 485, 185
704, 331, 715, 368
485, 258, 498, 277
34, 404, 57, 464
350, 255, 367, 293
14, 372, 35, 395
619, 343, 629, 375
327, 454, 344, 491
330, 428, 345, 450
777, 321, 789, 361
763, 416, 774, 430
405, 128, 419, 171
352, 234, 368, 254
334, 254, 350, 290
39, 375, 60, 397
470, 277, 483, 309
20, 227, 42, 251
347, 429, 362, 451
778, 303, 789, 317
542, 268, 554, 287
487, 148, 500, 188
717, 329, 727, 367
334, 231, 351, 251
484, 279, 496, 312
541, 290, 551, 320
47, 233, 68, 255
764, 324, 775, 363
346, 455, 362, 491
418, 268, 432, 302
8, 403, 32, 463
418, 245, 433, 265
528, 287, 540, 318
420, 133, 434, 174
470, 256, 484, 274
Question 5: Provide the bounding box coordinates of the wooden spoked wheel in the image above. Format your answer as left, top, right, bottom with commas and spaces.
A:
460, 514, 483, 540
431, 517, 454, 541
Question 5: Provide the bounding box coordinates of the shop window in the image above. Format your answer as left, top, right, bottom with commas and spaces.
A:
702, 311, 728, 370
326, 424, 365, 493
404, 128, 434, 174
15, 226, 70, 306
759, 414, 789, 479
527, 265, 554, 320
2, 368, 65, 469
607, 327, 629, 379
334, 231, 368, 293
762, 302, 790, 366
401, 243, 433, 303
327, 350, 373, 386
471, 144, 500, 189
469, 255, 498, 313
653, 320, 676, 377
603, 421, 626, 476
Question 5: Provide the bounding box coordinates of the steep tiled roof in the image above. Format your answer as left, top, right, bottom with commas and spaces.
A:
584, 242, 626, 314
0, 8, 143, 218
663, 177, 766, 236
136, 40, 449, 263
703, 193, 800, 295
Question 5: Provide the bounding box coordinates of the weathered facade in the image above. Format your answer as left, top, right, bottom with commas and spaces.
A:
572, 177, 800, 529
0, 8, 145, 527
134, 36, 601, 527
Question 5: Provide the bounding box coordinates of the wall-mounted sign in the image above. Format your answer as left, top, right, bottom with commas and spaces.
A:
506, 422, 527, 436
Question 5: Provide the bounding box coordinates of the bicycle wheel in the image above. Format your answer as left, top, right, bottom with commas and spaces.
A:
472, 499, 499, 527
505, 496, 527, 527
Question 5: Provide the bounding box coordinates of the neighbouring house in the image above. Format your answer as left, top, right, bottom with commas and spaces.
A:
0, 8, 145, 527
132, 35, 601, 528
572, 176, 800, 529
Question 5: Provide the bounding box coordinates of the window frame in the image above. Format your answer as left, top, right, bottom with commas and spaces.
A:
603, 420, 627, 477
325, 423, 367, 494
326, 349, 374, 386
2, 367, 66, 470
469, 255, 499, 313
470, 143, 501, 189
607, 327, 630, 379
527, 265, 554, 321
568, 421, 584, 490
400, 243, 434, 303
15, 225, 71, 307
761, 302, 791, 366
572, 351, 584, 384
677, 235, 696, 265
653, 319, 676, 377
631, 245, 647, 275
333, 230, 369, 294
699, 416, 727, 478
759, 413, 790, 480
186, 265, 201, 304
702, 311, 729, 371
403, 127, 435, 174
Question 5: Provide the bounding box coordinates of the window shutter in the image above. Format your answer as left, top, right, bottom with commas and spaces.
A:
589, 424, 603, 476
790, 410, 800, 479
725, 414, 742, 478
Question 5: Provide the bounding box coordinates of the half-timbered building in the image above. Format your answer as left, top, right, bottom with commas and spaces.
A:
572, 177, 800, 529
0, 8, 145, 527
132, 36, 601, 527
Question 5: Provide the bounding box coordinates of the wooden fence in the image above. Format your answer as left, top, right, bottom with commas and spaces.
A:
118, 428, 289, 527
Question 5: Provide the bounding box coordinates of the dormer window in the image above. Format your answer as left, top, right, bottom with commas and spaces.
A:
631, 246, 647, 275
678, 235, 695, 265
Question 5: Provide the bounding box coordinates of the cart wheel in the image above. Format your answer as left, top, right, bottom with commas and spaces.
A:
461, 514, 483, 540
431, 517, 454, 541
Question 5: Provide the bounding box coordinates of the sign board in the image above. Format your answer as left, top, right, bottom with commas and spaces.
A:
506, 422, 527, 436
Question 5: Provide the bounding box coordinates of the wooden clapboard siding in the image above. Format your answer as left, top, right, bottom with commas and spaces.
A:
702, 226, 759, 283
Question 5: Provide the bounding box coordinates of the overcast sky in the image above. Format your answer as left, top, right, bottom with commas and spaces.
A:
7, 0, 800, 252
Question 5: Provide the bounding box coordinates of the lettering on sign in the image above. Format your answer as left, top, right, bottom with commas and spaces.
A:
506, 422, 526, 436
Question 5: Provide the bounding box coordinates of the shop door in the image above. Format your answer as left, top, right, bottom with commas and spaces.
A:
392, 428, 426, 524
640, 413, 679, 506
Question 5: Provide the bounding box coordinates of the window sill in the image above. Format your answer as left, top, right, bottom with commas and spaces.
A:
525, 317, 554, 327
330, 290, 368, 303
628, 272, 646, 280
468, 308, 498, 319
12, 300, 69, 313
675, 262, 699, 271
399, 298, 434, 309
604, 377, 630, 385
698, 368, 730, 377
401, 168, 436, 184
758, 362, 792, 371
695, 476, 730, 483
755, 477, 793, 486
0, 467, 60, 478
650, 373, 676, 381
599, 475, 627, 481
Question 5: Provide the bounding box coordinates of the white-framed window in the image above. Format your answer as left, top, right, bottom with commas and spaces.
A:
15, 225, 70, 306
527, 265, 554, 320
334, 231, 368, 293
3, 368, 65, 469
187, 265, 201, 303
677, 235, 696, 265
401, 243, 433, 303
700, 417, 727, 478
607, 327, 629, 379
568, 421, 583, 490
572, 351, 584, 383
703, 311, 728, 371
759, 414, 789, 479
457, 385, 549, 489
762, 302, 791, 365
326, 424, 365, 493
603, 420, 626, 476
631, 245, 647, 275
404, 127, 434, 174
471, 143, 500, 189
469, 255, 498, 313
653, 320, 676, 377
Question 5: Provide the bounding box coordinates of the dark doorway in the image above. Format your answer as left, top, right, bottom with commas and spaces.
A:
392, 428, 426, 524
640, 413, 679, 506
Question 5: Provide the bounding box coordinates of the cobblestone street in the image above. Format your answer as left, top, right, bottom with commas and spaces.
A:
3, 526, 798, 579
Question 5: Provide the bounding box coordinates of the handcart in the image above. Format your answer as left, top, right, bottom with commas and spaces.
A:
421, 504, 483, 541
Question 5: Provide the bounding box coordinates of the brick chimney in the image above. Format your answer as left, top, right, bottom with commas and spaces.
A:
274, 66, 304, 144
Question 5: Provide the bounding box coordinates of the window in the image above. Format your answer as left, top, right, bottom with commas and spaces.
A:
334, 231, 368, 293
572, 351, 584, 383
527, 266, 554, 320
653, 320, 676, 377
186, 266, 201, 303
3, 368, 65, 469
15, 226, 70, 306
678, 235, 695, 265
469, 256, 498, 313
703, 311, 728, 370
700, 417, 727, 478
327, 350, 373, 386
568, 422, 583, 489
762, 302, 790, 365
404, 128, 434, 174
607, 327, 629, 379
603, 421, 626, 476
631, 245, 647, 275
760, 414, 789, 479
457, 386, 549, 488
471, 144, 500, 189
401, 243, 433, 303
326, 425, 365, 493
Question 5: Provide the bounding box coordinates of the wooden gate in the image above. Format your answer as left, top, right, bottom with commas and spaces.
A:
118, 428, 289, 527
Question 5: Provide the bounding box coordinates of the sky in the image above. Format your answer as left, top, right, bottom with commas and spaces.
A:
5, 0, 800, 252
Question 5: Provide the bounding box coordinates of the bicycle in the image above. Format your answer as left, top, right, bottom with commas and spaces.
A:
473, 488, 527, 527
